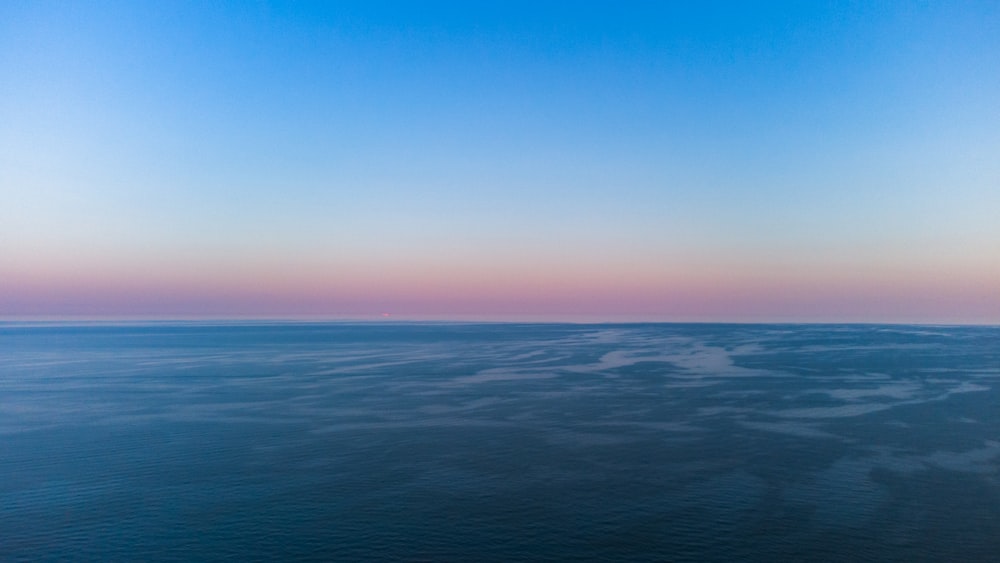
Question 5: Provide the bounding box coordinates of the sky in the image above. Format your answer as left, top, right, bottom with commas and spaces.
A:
2, 1, 999, 323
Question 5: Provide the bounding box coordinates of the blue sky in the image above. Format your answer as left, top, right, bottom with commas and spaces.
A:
2, 1, 998, 321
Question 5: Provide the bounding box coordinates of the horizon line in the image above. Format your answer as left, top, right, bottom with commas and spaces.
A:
2, 315, 998, 328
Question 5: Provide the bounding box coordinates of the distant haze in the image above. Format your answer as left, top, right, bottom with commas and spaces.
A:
2, 2, 998, 323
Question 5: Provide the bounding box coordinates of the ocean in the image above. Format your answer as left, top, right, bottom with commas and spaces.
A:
2, 322, 999, 561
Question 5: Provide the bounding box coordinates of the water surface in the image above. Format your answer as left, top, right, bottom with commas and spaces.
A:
2, 322, 999, 561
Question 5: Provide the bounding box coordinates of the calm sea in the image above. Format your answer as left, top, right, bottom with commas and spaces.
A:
2, 322, 999, 561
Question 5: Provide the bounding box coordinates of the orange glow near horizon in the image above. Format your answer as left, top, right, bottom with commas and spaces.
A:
4, 252, 998, 323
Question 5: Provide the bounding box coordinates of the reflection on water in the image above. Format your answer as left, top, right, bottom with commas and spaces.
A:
2, 322, 999, 561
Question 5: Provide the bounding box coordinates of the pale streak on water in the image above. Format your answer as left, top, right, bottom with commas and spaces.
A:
1, 322, 999, 561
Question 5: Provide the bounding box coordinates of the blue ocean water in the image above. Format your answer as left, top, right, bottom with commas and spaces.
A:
2, 322, 999, 561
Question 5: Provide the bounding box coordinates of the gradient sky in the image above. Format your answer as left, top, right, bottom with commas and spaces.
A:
2, 1, 999, 322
